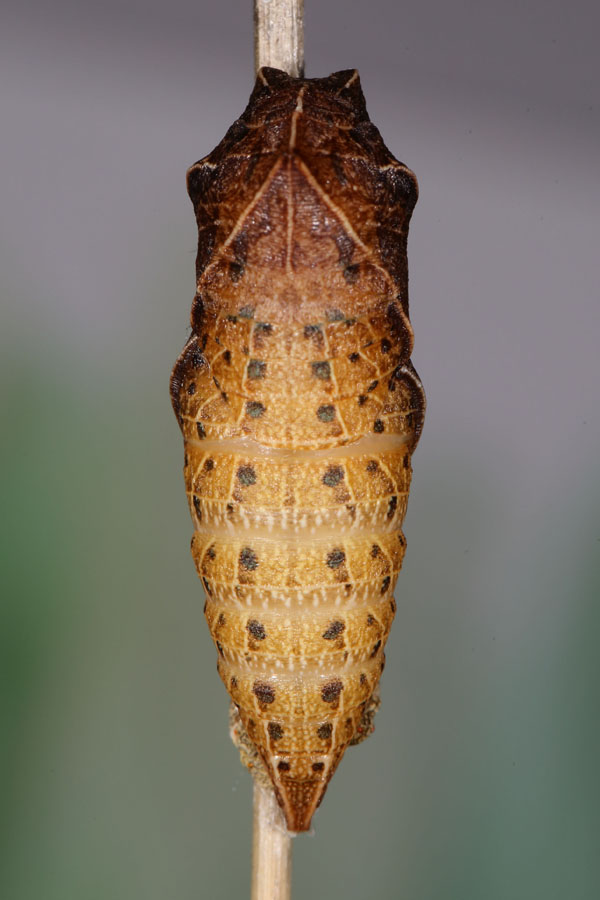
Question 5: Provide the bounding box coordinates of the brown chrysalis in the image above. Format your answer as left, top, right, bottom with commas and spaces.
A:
171, 67, 425, 832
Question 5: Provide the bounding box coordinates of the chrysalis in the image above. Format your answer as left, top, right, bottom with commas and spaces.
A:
171, 68, 425, 832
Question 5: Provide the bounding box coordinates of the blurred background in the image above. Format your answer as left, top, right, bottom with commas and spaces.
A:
1, 1, 598, 897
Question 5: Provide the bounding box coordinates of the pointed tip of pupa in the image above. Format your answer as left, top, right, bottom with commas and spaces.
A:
275, 776, 328, 833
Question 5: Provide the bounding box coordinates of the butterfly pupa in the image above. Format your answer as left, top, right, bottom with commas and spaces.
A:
171, 67, 425, 832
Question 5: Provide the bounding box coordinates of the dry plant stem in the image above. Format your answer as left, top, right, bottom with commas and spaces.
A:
251, 781, 293, 900
254, 0, 305, 77
250, 4, 303, 896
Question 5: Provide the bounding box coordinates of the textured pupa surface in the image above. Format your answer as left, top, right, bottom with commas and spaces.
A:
171, 67, 425, 832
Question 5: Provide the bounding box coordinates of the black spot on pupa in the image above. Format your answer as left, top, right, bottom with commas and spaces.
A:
323, 465, 344, 487
367, 614, 376, 626
321, 680, 343, 702
207, 545, 216, 560
390, 598, 397, 614
311, 360, 331, 380
240, 547, 259, 570
238, 305, 254, 318
367, 380, 378, 392
348, 352, 360, 363
193, 496, 202, 520
220, 391, 228, 403
196, 422, 206, 439
317, 723, 333, 740
190, 292, 204, 324
326, 549, 345, 569
252, 681, 275, 704
332, 155, 347, 185
381, 575, 391, 594
229, 261, 244, 282
358, 395, 367, 406
255, 322, 272, 334
343, 263, 360, 283
387, 495, 398, 519
304, 323, 321, 338
191, 346, 205, 369
317, 405, 335, 422
370, 545, 380, 558
277, 761, 290, 772
217, 613, 226, 626
322, 620, 345, 640
237, 465, 257, 486
326, 308, 345, 322
230, 676, 237, 688
202, 578, 212, 596
366, 460, 378, 472
312, 761, 325, 772
374, 419, 385, 433
247, 619, 266, 640
371, 640, 382, 658
187, 382, 196, 395
212, 376, 221, 390
216, 641, 224, 657
268, 722, 283, 740
381, 338, 391, 354
223, 350, 231, 364
247, 359, 266, 379
360, 673, 367, 685
403, 454, 410, 469
246, 401, 266, 418
226, 503, 235, 519
204, 458, 215, 471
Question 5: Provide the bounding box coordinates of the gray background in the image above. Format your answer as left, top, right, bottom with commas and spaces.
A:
1, 1, 599, 898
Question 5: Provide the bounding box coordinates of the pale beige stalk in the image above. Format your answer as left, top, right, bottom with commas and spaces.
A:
252, 781, 293, 900
254, 0, 304, 78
